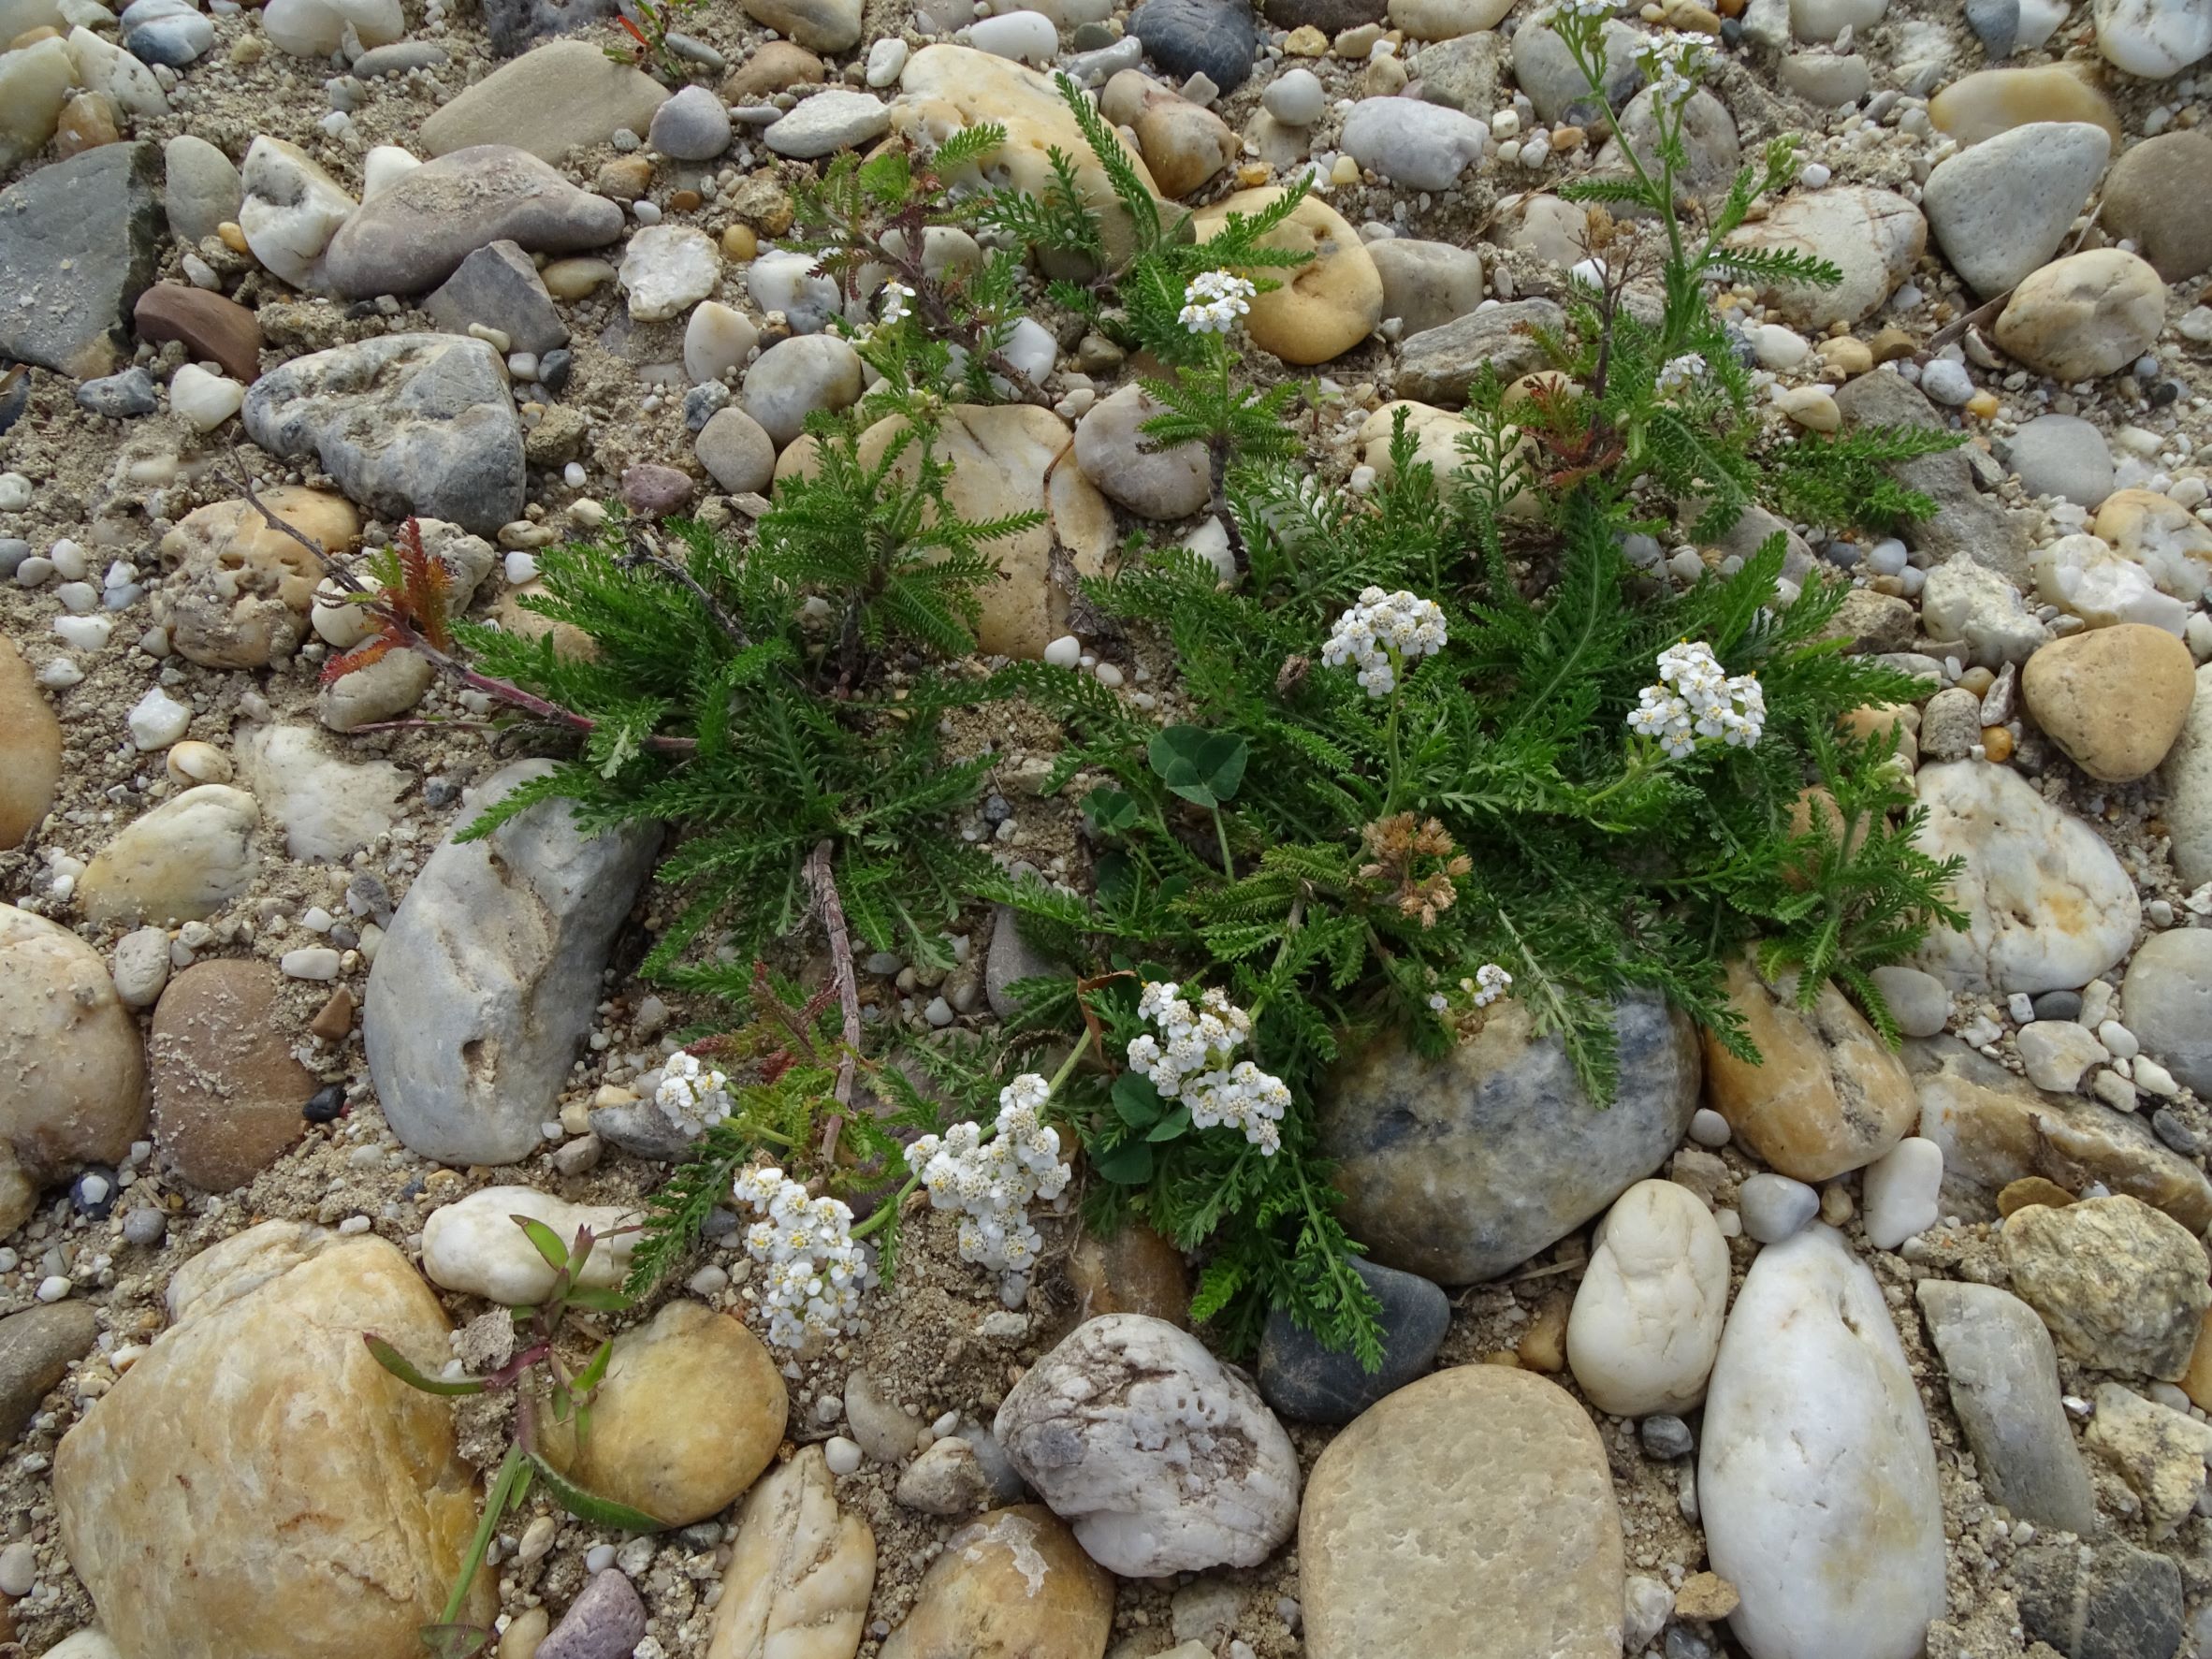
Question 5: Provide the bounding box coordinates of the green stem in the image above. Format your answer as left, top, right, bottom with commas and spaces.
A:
443, 1444, 526, 1630
1381, 672, 1404, 816
1580, 742, 1662, 810
1211, 807, 1236, 878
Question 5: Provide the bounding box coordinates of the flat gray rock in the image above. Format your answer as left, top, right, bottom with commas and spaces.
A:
423, 239, 570, 355
2003, 413, 2115, 508
1391, 298, 1564, 407
1914, 1279, 2099, 1535
324, 145, 623, 298
242, 333, 526, 533
1923, 121, 2112, 300
364, 761, 660, 1167
1317, 991, 1701, 1283
0, 142, 161, 380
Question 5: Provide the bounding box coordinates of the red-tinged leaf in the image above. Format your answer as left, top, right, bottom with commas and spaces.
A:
365, 1334, 487, 1395
397, 517, 454, 650
322, 630, 401, 685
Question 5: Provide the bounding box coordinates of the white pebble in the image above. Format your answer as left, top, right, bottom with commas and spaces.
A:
54, 615, 114, 651
1043, 634, 1082, 668
824, 1435, 863, 1476
866, 36, 908, 84
0, 1541, 34, 1597
1687, 1107, 1731, 1147
2097, 1019, 2139, 1058
0, 472, 32, 512
1862, 1136, 1943, 1250
1920, 358, 1973, 406
127, 686, 192, 750
584, 1543, 618, 1573
169, 364, 247, 431
36, 1274, 72, 1302
503, 550, 539, 585
281, 947, 342, 981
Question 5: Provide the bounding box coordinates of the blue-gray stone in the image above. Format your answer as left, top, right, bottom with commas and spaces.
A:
1739, 1171, 1820, 1244
1317, 991, 1702, 1284
2032, 989, 2084, 1023
1258, 1257, 1449, 1424
1131, 0, 1258, 92
481, 0, 619, 55
2013, 1540, 2182, 1659
0, 143, 162, 380
1965, 0, 2018, 57
125, 13, 214, 65
1640, 1413, 1695, 1460
76, 369, 158, 418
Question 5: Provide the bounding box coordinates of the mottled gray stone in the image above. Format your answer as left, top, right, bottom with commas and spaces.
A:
1739, 1172, 1820, 1243
589, 1099, 698, 1163
1130, 0, 1259, 91
2121, 930, 2212, 1097
1915, 1279, 2099, 1535
985, 903, 1067, 1020
163, 135, 242, 244
241, 333, 525, 533
1510, 12, 1640, 123
2013, 1540, 2184, 1659
1366, 238, 1487, 339
1258, 1257, 1449, 1423
324, 145, 623, 299
481, 0, 618, 55
2002, 414, 2116, 509
0, 1302, 97, 1447
1392, 298, 1565, 406
0, 142, 162, 380
423, 240, 570, 356
1834, 369, 2031, 584
1317, 991, 1702, 1283
537, 1569, 648, 1659
364, 761, 661, 1166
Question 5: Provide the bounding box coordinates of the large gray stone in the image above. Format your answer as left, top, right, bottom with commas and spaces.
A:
1834, 367, 2031, 584
1258, 1257, 1449, 1424
1366, 238, 1486, 340
163, 135, 242, 246
242, 334, 526, 533
0, 1302, 97, 1448
0, 142, 162, 380
324, 146, 623, 299
2003, 414, 2116, 509
1317, 991, 1701, 1283
2122, 929, 2212, 1097
2164, 665, 2212, 888
418, 39, 669, 161
364, 761, 660, 1166
1391, 298, 1564, 407
1914, 1280, 2098, 1535
1923, 122, 2111, 299
2012, 1540, 2185, 1659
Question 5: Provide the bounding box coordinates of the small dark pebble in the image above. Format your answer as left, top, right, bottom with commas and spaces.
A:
1718, 17, 1742, 46
682, 381, 729, 431
328, 924, 359, 950
0, 371, 27, 436
423, 776, 461, 809
2153, 1109, 2205, 1157
1258, 1257, 1449, 1424
71, 1167, 118, 1220
75, 368, 158, 419
538, 347, 574, 395
982, 793, 1013, 824
2150, 380, 2182, 408
347, 869, 393, 924
702, 1205, 742, 1239
304, 1083, 348, 1124
1640, 1413, 1695, 1460
1963, 0, 2017, 57
1070, 18, 1118, 45
2031, 989, 2083, 1022
1130, 0, 1258, 92
345, 298, 385, 320
122, 1207, 167, 1247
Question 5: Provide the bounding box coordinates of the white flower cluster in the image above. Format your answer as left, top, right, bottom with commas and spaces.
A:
1179, 269, 1256, 335
1627, 641, 1767, 758
1642, 29, 1708, 103
904, 1074, 1072, 1277
655, 1051, 734, 1133
1321, 587, 1448, 697
880, 280, 914, 326
1428, 963, 1513, 1012
733, 1167, 866, 1349
1556, 0, 1615, 17
1127, 982, 1291, 1155
1655, 352, 1708, 397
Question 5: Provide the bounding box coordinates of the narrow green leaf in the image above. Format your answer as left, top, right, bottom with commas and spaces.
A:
512, 1215, 570, 1273
527, 1453, 665, 1532
364, 1334, 486, 1396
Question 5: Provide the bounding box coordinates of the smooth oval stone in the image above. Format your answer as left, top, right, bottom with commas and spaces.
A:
1700, 1226, 1946, 1659
1565, 1178, 1728, 1418
1258, 1257, 1449, 1424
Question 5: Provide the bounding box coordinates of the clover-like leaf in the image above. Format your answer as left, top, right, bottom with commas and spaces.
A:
1112, 1070, 1163, 1128
1090, 1136, 1155, 1186
1147, 725, 1248, 808
1084, 786, 1140, 837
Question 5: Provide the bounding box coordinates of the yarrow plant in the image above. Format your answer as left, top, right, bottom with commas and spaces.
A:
733, 1165, 870, 1349
1321, 587, 1448, 698
655, 1050, 735, 1133
1430, 962, 1514, 1013
904, 1072, 1073, 1278
1179, 269, 1257, 336
1126, 982, 1291, 1155
1627, 640, 1768, 758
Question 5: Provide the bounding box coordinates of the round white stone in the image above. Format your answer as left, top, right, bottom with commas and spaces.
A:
127, 686, 192, 750
1565, 1178, 1729, 1418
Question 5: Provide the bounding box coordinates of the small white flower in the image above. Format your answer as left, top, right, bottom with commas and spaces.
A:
1179, 269, 1257, 335
1473, 962, 1513, 1007
732, 1165, 868, 1350
1655, 352, 1708, 397
1126, 981, 1288, 1155
1627, 641, 1764, 754
880, 280, 914, 325
1322, 588, 1448, 700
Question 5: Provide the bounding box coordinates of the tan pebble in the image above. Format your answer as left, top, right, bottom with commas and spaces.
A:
165, 739, 232, 786
1669, 2, 1723, 31
1981, 725, 2014, 762
1819, 1182, 1855, 1225
1957, 664, 1997, 697
1331, 153, 1360, 185
1817, 336, 1874, 376
55, 91, 120, 156
1777, 386, 1841, 431
1516, 1298, 1568, 1372
1997, 1175, 2075, 1216
7, 22, 60, 43
1286, 22, 1327, 51
1966, 390, 2000, 419
541, 256, 618, 299
497, 1607, 549, 1659
1866, 327, 1916, 363
1333, 21, 1382, 53
1480, 1349, 1522, 1366
228, 32, 264, 62
1236, 161, 1273, 186
1363, 55, 1408, 94
1550, 124, 1586, 151
217, 221, 250, 255
308, 985, 356, 1042
721, 223, 759, 261
1676, 1572, 1740, 1621
2182, 1307, 2212, 1412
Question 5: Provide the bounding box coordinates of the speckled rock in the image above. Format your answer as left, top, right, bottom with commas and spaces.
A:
156, 488, 358, 669
148, 960, 313, 1192
536, 1572, 647, 1659
0, 637, 63, 848
78, 785, 262, 927
418, 38, 671, 160
0, 905, 146, 1183
1318, 991, 1701, 1283
1726, 186, 1925, 327
2002, 1195, 2212, 1380
995, 1313, 1299, 1576
2022, 624, 2196, 782
2013, 1540, 2185, 1659
880, 1506, 1114, 1659
53, 1223, 493, 1659
1300, 1366, 1624, 1659
0, 141, 161, 378
1994, 250, 2168, 382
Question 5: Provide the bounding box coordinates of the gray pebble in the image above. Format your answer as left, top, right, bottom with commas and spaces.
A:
1739, 1172, 1821, 1244
123, 1208, 167, 1247
2153, 1109, 2205, 1157
538, 1568, 646, 1659
2031, 989, 2083, 1023
1640, 1414, 1695, 1460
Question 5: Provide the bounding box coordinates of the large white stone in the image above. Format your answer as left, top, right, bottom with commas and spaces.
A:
1700, 1226, 1947, 1659
420, 1186, 639, 1304
1564, 1178, 1729, 1418
1911, 761, 2140, 996
238, 137, 357, 293
2094, 0, 2212, 77
995, 1313, 1300, 1576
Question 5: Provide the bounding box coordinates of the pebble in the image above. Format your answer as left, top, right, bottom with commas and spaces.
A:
1262, 65, 1326, 124
2003, 1195, 2212, 1379
1995, 249, 2169, 382
2122, 930, 2212, 1096
1130, 0, 1258, 90
2023, 623, 2197, 783
1339, 96, 1487, 190
1258, 1257, 1448, 1423
764, 89, 891, 158
1922, 121, 2111, 300
1738, 1171, 1820, 1243
126, 686, 191, 750
1861, 1136, 1943, 1249
1566, 1179, 1728, 1417
648, 83, 732, 161
618, 224, 721, 322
